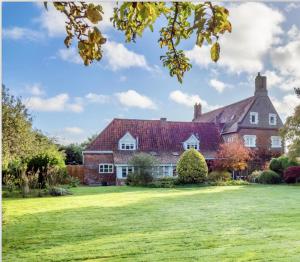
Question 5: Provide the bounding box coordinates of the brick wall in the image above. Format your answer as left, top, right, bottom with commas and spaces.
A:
238, 128, 283, 153
83, 153, 116, 185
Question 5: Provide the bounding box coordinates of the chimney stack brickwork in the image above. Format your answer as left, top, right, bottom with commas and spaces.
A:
194, 103, 202, 120
255, 72, 268, 96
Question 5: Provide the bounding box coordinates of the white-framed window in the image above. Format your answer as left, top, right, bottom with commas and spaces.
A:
226, 135, 235, 143
269, 113, 277, 125
271, 136, 282, 148
121, 143, 135, 150
121, 166, 134, 178
118, 132, 137, 150
184, 134, 200, 150
250, 112, 258, 124
243, 135, 256, 147
186, 143, 198, 150
99, 164, 114, 173
152, 165, 172, 177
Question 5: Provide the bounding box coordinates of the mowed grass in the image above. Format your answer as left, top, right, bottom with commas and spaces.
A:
3, 185, 300, 261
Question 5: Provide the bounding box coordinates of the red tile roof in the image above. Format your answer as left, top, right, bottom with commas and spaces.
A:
86, 119, 222, 157
194, 96, 255, 133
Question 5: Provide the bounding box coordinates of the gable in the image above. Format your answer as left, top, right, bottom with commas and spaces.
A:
239, 96, 283, 129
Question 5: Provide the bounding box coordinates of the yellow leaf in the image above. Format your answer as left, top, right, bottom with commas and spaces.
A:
210, 42, 220, 62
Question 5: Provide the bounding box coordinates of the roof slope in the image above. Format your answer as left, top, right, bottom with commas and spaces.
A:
194, 96, 255, 133
86, 119, 222, 157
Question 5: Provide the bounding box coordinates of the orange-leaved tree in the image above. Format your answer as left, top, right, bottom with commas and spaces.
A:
213, 139, 253, 172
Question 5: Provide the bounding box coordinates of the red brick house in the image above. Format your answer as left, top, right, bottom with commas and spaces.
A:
83, 73, 283, 185
193, 73, 284, 164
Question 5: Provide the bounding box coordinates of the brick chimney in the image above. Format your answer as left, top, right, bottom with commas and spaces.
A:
194, 103, 202, 120
255, 72, 268, 96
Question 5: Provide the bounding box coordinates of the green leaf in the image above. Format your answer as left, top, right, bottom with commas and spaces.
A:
210, 42, 220, 62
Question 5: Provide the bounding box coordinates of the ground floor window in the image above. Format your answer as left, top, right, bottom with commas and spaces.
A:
99, 164, 114, 173
121, 166, 134, 178
271, 136, 282, 148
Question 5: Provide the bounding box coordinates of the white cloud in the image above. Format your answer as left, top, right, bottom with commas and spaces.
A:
287, 25, 300, 40
270, 39, 300, 91
169, 90, 218, 111
25, 93, 84, 113
264, 70, 283, 88
272, 94, 300, 120
115, 90, 157, 110
285, 3, 300, 12
36, 3, 66, 37
64, 127, 84, 134
186, 3, 284, 74
104, 41, 150, 71
36, 2, 114, 38
209, 79, 230, 93
26, 83, 45, 96
58, 47, 82, 64
85, 93, 109, 103
3, 27, 43, 41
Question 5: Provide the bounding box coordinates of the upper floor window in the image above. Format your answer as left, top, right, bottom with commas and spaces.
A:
250, 112, 258, 124
269, 113, 277, 125
118, 132, 137, 150
99, 164, 114, 173
183, 134, 200, 150
243, 135, 256, 147
271, 136, 282, 148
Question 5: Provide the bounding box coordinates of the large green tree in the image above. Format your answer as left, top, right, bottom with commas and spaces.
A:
48, 2, 231, 83
2, 86, 63, 170
281, 105, 300, 160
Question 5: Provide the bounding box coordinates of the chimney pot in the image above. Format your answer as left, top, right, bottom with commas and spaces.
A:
160, 117, 167, 121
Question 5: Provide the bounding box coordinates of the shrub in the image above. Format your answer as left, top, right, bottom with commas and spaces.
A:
209, 179, 250, 186
269, 156, 299, 176
48, 187, 71, 196
207, 170, 231, 182
257, 170, 281, 184
283, 166, 300, 184
148, 177, 177, 188
127, 153, 158, 186
247, 170, 262, 183
176, 149, 208, 184
66, 176, 81, 187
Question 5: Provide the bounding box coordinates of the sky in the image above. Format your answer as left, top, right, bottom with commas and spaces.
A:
3, 2, 300, 145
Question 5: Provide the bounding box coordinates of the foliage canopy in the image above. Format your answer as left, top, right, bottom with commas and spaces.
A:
49, 2, 231, 83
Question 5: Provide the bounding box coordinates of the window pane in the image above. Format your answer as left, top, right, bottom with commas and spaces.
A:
122, 167, 127, 178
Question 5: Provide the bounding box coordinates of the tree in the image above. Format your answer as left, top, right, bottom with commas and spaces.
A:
48, 2, 231, 83
280, 105, 300, 160
176, 148, 208, 184
213, 140, 253, 172
127, 153, 158, 186
2, 85, 36, 168
59, 143, 83, 165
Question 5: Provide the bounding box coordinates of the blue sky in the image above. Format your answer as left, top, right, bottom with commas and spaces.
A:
3, 2, 300, 144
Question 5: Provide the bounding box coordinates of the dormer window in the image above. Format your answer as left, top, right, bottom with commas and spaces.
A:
119, 132, 137, 150
184, 134, 200, 150
250, 112, 258, 124
269, 113, 277, 125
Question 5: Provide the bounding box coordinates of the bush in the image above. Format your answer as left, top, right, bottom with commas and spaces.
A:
283, 166, 300, 184
148, 177, 177, 188
126, 172, 153, 186
66, 176, 81, 187
257, 170, 281, 184
247, 170, 262, 183
176, 149, 208, 184
209, 179, 250, 186
48, 187, 71, 196
207, 170, 231, 182
127, 153, 158, 186
269, 156, 299, 176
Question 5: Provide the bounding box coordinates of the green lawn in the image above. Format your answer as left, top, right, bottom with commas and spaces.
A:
3, 185, 300, 261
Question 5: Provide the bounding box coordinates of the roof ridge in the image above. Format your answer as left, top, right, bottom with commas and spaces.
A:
113, 118, 218, 124
198, 96, 254, 117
